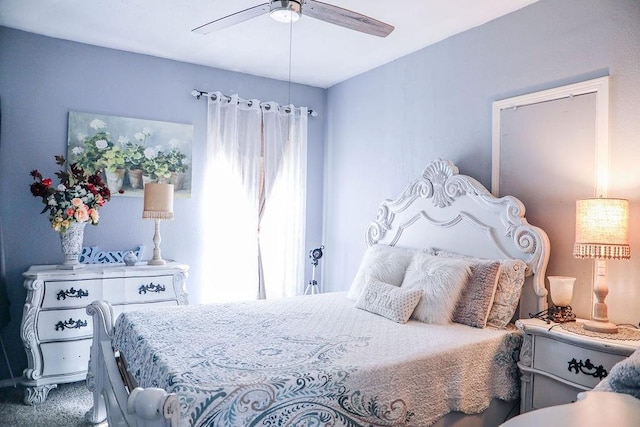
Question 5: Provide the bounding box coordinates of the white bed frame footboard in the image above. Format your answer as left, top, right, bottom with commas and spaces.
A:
85, 301, 180, 426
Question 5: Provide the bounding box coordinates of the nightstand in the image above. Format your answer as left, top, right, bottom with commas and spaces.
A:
20, 262, 189, 405
516, 317, 640, 413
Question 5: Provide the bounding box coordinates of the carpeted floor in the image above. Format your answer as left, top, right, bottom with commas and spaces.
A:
0, 381, 107, 427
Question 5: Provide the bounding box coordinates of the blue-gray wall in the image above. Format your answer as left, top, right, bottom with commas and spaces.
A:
323, 0, 640, 325
0, 27, 326, 381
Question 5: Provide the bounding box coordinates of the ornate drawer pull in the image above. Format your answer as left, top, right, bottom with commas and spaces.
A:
56, 287, 89, 300
567, 358, 608, 379
138, 283, 166, 294
55, 318, 88, 331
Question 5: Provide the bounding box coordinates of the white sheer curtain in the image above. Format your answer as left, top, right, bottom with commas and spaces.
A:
201, 93, 307, 302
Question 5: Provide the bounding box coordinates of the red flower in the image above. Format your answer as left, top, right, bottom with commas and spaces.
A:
42, 178, 52, 187
30, 182, 48, 197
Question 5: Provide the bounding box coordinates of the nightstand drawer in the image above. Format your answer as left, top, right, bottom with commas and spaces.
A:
534, 336, 624, 388
532, 374, 581, 409
38, 307, 93, 341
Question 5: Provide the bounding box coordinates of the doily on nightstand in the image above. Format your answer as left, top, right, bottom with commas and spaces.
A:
561, 322, 640, 340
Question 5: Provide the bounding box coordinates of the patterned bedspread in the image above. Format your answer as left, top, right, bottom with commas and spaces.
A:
114, 292, 522, 427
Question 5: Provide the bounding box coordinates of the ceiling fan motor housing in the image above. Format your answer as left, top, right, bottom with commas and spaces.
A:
270, 0, 302, 23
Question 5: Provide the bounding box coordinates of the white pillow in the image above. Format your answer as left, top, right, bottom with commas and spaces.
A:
347, 244, 415, 300
401, 252, 471, 324
355, 279, 422, 323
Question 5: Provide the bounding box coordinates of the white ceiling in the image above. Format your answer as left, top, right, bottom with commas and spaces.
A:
0, 0, 539, 88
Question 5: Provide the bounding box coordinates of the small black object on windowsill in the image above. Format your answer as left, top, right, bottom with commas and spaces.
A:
529, 305, 577, 324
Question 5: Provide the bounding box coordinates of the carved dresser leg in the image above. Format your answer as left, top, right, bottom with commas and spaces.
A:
23, 384, 57, 405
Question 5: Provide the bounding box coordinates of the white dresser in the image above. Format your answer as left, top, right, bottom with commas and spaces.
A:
20, 262, 189, 405
516, 318, 640, 413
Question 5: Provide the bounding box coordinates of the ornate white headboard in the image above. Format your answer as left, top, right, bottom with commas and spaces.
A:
366, 159, 551, 316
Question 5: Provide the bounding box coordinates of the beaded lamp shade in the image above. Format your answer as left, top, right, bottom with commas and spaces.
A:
142, 183, 174, 266
574, 198, 630, 260
143, 183, 174, 221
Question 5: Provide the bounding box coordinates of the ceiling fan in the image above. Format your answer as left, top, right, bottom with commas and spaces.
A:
192, 0, 394, 38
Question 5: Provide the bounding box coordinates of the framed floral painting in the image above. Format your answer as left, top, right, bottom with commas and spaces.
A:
67, 111, 194, 198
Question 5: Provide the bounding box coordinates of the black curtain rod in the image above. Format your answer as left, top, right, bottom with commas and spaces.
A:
191, 90, 317, 117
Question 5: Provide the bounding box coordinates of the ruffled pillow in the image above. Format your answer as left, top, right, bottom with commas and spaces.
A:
435, 249, 526, 328
452, 261, 501, 328
355, 279, 422, 323
347, 244, 415, 300
401, 252, 471, 325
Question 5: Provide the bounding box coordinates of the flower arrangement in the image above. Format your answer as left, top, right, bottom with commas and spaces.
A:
30, 155, 111, 233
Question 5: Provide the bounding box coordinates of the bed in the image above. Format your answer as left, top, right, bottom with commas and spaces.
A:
84, 158, 550, 426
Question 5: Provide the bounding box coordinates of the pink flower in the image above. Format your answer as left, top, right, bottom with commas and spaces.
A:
71, 198, 83, 207
88, 208, 99, 223
74, 205, 89, 222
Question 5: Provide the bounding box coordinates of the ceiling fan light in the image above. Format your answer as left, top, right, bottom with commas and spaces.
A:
270, 0, 301, 23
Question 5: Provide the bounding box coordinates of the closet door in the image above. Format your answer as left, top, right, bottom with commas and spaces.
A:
492, 77, 608, 319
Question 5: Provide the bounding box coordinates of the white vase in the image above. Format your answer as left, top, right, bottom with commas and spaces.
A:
548, 276, 575, 307
60, 222, 86, 268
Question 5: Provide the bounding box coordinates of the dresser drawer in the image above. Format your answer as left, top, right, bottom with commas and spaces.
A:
533, 336, 625, 388
38, 307, 93, 341
40, 339, 90, 377
121, 275, 177, 303
42, 279, 102, 309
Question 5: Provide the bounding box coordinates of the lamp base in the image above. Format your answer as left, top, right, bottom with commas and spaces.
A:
583, 319, 618, 334
147, 258, 167, 266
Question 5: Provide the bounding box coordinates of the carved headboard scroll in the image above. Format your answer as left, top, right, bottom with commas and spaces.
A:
366, 159, 550, 315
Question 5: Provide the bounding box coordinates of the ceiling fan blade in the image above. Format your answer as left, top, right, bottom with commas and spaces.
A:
192, 3, 270, 35
303, 0, 394, 37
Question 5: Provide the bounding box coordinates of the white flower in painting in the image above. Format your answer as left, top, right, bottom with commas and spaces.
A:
76, 132, 86, 143
155, 145, 164, 154
134, 132, 145, 142
90, 119, 107, 130
168, 138, 180, 149
72, 146, 84, 156
57, 184, 67, 192
181, 158, 190, 166
118, 136, 130, 145
95, 139, 109, 150
143, 147, 157, 160
142, 127, 152, 137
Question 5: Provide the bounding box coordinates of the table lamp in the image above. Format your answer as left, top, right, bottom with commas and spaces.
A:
574, 198, 630, 333
143, 183, 174, 266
